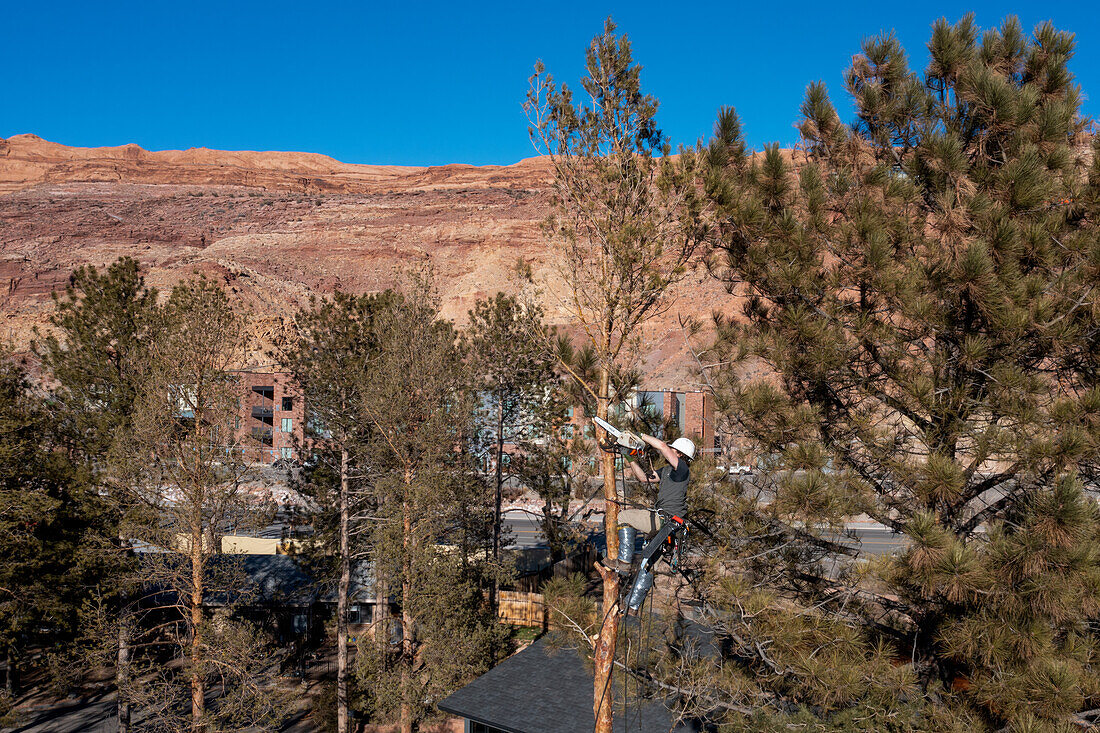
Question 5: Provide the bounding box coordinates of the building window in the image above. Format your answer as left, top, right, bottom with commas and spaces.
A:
559, 424, 575, 441
280, 447, 293, 460
292, 613, 309, 634
583, 424, 594, 439
282, 396, 293, 411
281, 418, 293, 433
501, 454, 512, 466
565, 406, 574, 418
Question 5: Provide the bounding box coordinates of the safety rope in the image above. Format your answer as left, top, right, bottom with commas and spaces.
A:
590, 430, 722, 730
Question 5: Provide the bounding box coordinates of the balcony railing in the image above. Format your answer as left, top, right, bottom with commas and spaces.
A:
250, 427, 273, 446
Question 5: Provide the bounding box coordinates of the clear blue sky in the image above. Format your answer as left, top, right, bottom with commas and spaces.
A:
3, 1, 1097, 166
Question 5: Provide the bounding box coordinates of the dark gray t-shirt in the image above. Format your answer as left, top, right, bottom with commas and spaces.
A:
655, 461, 690, 518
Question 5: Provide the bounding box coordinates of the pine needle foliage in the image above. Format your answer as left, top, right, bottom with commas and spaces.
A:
283, 289, 402, 733
111, 278, 290, 731
525, 20, 706, 732
689, 15, 1100, 731
353, 275, 507, 733
466, 293, 560, 603
0, 353, 106, 705
34, 257, 158, 459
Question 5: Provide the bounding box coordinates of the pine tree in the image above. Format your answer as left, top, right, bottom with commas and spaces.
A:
525, 20, 703, 729
34, 257, 158, 458
34, 256, 157, 731
112, 278, 288, 732
466, 292, 559, 612
0, 352, 105, 711
283, 290, 400, 733
354, 275, 507, 733
512, 419, 593, 562
683, 15, 1100, 731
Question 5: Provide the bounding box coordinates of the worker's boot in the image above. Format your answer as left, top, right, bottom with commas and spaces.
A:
625, 565, 655, 614
600, 526, 637, 575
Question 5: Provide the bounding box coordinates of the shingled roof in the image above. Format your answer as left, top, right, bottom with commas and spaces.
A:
438, 637, 700, 733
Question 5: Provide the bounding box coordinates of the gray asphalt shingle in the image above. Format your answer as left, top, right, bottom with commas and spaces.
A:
438, 637, 699, 733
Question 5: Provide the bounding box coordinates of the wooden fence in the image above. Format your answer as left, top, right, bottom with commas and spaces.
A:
498, 590, 548, 629
510, 544, 598, 593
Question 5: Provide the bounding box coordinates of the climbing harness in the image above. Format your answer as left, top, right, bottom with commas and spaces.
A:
621, 512, 687, 614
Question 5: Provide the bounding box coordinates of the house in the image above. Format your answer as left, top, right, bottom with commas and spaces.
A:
316, 560, 395, 636
200, 554, 318, 642
438, 637, 702, 732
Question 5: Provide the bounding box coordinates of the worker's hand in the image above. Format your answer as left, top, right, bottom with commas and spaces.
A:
617, 432, 645, 452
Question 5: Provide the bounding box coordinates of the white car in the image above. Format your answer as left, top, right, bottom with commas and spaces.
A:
720, 464, 753, 475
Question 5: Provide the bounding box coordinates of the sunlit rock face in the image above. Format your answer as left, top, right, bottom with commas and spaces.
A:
0, 134, 740, 383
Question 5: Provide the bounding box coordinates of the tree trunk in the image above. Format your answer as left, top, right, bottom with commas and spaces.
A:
400, 471, 415, 733
5, 646, 13, 698
491, 396, 505, 616
373, 568, 387, 642
337, 447, 351, 733
117, 532, 131, 733
593, 364, 619, 733
117, 605, 131, 733
190, 520, 204, 732
372, 486, 388, 643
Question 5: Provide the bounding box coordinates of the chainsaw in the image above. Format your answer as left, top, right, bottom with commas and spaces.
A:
592, 416, 646, 460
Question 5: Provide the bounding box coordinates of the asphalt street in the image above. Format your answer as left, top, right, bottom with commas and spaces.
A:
503, 510, 557, 549
504, 509, 910, 557
843, 526, 909, 556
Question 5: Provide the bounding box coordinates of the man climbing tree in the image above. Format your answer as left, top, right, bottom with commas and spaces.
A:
606, 433, 696, 614
526, 18, 703, 731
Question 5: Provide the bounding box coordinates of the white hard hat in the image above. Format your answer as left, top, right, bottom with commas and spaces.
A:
671, 437, 697, 461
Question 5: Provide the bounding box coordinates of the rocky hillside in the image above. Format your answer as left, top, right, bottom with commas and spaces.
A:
0, 134, 737, 385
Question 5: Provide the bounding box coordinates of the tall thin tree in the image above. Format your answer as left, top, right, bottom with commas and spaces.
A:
525, 19, 702, 731
467, 293, 558, 614
284, 290, 398, 733
114, 278, 287, 732
34, 257, 157, 732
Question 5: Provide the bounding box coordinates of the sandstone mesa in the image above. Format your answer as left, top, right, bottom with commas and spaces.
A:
0, 134, 738, 385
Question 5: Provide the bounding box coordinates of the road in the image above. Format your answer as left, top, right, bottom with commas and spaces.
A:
504, 509, 909, 557
503, 510, 558, 549
840, 526, 908, 556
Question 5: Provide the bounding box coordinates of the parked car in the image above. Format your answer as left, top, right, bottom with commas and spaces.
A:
720, 464, 753, 476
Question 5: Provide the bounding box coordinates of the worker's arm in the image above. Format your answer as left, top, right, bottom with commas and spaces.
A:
638, 433, 681, 470
627, 455, 657, 484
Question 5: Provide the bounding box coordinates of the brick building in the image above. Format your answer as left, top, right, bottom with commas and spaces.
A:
561, 388, 716, 456
232, 371, 304, 464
